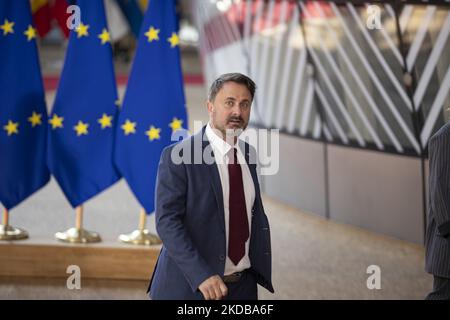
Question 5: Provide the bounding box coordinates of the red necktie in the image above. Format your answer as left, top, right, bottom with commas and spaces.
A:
228, 148, 249, 265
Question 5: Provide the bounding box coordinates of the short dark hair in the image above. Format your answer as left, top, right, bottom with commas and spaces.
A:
208, 73, 256, 102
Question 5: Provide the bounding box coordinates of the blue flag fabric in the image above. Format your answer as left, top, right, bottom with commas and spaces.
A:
47, 0, 120, 208
0, 0, 50, 210
115, 0, 143, 38
114, 0, 188, 214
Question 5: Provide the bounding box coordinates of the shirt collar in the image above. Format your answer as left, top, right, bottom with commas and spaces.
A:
205, 122, 235, 158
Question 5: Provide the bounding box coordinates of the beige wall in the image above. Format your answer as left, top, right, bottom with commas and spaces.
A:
261, 132, 426, 244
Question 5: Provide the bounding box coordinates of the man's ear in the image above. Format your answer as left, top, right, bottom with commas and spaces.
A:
207, 100, 213, 113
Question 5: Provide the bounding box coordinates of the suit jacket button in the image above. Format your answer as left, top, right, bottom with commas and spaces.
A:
219, 255, 225, 260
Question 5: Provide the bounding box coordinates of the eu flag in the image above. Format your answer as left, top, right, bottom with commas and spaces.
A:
114, 0, 188, 214
0, 0, 50, 210
47, 0, 120, 207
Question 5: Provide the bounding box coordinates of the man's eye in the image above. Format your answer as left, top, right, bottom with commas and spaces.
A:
226, 101, 234, 106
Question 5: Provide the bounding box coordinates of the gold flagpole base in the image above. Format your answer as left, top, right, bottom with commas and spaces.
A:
0, 224, 29, 241
118, 229, 162, 245
55, 227, 101, 244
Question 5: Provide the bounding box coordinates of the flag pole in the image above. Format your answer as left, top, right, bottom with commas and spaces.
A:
75, 205, 83, 230
118, 208, 162, 245
0, 208, 29, 241
3, 208, 7, 226
139, 208, 146, 231
55, 205, 101, 243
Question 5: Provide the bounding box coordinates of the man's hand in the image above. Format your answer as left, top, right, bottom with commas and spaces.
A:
198, 275, 228, 300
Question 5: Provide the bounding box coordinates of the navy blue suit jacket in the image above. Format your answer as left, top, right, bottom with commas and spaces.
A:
148, 126, 274, 299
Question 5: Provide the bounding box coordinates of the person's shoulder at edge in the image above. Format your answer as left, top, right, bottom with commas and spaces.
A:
431, 121, 450, 142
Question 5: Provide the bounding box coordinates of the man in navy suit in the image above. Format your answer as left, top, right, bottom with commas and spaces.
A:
148, 73, 274, 300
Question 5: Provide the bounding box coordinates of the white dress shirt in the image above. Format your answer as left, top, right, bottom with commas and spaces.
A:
205, 123, 255, 276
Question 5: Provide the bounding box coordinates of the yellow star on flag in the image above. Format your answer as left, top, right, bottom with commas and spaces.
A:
0, 19, 14, 36
28, 111, 42, 127
49, 114, 64, 129
74, 121, 89, 136
3, 120, 19, 136
145, 125, 161, 141
144, 26, 160, 42
169, 117, 183, 132
167, 32, 179, 47
24, 25, 37, 41
121, 119, 136, 135
98, 114, 113, 129
98, 28, 110, 44
75, 22, 89, 38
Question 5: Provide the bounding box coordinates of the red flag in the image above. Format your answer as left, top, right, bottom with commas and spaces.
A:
31, 0, 70, 39
31, 0, 52, 37
50, 0, 70, 38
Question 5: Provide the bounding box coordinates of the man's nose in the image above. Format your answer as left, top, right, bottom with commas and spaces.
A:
231, 105, 241, 116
